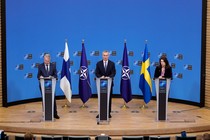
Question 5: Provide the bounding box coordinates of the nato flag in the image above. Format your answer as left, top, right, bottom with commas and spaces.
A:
120, 41, 132, 103
79, 41, 92, 103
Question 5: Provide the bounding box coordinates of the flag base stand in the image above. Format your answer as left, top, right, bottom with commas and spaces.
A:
120, 102, 129, 109
80, 104, 88, 109
62, 99, 71, 108
140, 104, 148, 109
62, 104, 70, 108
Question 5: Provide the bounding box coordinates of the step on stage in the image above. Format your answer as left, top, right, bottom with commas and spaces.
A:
0, 98, 210, 137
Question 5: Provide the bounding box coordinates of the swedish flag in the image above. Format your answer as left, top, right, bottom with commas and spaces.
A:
139, 44, 152, 104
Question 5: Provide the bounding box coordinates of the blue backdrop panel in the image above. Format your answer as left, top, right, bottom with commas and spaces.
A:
6, 0, 202, 103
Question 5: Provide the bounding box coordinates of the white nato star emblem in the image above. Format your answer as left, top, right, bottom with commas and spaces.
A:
121, 66, 130, 80
80, 66, 88, 80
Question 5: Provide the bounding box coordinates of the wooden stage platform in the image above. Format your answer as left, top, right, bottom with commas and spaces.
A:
0, 98, 210, 138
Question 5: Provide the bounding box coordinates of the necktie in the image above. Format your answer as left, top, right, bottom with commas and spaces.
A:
104, 61, 107, 71
46, 65, 49, 72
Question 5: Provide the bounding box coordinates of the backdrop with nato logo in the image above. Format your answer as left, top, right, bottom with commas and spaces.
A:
6, 0, 203, 104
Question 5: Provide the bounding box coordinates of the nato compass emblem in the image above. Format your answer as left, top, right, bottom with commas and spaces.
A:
80, 66, 88, 80
121, 66, 130, 80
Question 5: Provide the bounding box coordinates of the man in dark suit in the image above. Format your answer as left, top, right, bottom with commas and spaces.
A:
95, 50, 116, 118
37, 53, 60, 119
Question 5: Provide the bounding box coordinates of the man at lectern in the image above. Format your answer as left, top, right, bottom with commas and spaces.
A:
154, 56, 173, 79
37, 53, 60, 119
95, 50, 116, 118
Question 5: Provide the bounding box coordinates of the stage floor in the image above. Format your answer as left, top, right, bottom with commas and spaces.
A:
0, 98, 210, 137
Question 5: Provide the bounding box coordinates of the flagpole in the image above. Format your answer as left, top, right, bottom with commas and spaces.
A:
60, 39, 72, 108
120, 39, 133, 108
79, 39, 92, 108
140, 40, 147, 109
145, 40, 148, 44
62, 39, 70, 108
139, 39, 151, 109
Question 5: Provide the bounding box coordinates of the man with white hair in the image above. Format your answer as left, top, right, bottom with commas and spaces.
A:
95, 51, 116, 118
37, 53, 60, 119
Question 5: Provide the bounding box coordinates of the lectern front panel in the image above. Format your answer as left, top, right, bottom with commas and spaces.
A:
158, 79, 167, 120
100, 79, 108, 120
44, 80, 53, 121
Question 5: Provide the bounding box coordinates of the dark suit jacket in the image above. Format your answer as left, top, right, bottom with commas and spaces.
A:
154, 66, 173, 79
37, 62, 57, 79
95, 60, 116, 78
